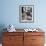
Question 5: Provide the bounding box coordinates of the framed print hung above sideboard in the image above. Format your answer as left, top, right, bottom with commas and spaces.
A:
19, 5, 34, 23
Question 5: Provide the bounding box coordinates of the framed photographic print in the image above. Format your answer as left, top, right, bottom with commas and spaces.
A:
19, 5, 34, 23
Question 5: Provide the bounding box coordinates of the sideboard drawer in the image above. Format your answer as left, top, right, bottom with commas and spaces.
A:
32, 36, 44, 44
3, 32, 23, 36
3, 32, 23, 46
24, 32, 44, 36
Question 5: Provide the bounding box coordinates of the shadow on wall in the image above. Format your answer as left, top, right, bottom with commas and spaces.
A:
0, 24, 7, 43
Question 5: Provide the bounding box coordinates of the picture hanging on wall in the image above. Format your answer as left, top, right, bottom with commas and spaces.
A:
19, 5, 34, 23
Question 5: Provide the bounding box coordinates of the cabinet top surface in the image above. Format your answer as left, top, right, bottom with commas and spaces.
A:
4, 29, 45, 33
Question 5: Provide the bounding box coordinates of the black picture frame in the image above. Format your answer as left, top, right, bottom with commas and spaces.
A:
19, 5, 34, 23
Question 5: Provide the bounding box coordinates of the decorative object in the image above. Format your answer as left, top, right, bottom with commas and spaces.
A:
7, 24, 16, 32
19, 5, 34, 23
24, 28, 38, 32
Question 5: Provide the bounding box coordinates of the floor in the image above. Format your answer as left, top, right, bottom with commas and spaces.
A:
0, 44, 2, 46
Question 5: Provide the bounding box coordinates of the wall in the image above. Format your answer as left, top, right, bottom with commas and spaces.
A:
0, 0, 46, 29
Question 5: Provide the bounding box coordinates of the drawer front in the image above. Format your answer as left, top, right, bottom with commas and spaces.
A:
3, 35, 23, 44
3, 36, 23, 46
3, 32, 24, 46
24, 32, 44, 36
3, 43, 23, 46
32, 36, 45, 44
3, 32, 23, 36
3, 43, 16, 46
24, 36, 44, 46
3, 36, 9, 44
24, 36, 32, 46
32, 44, 44, 46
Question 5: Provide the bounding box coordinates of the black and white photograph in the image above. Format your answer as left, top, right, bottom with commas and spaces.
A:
19, 5, 34, 23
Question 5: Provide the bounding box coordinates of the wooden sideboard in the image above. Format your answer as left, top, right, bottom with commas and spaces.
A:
2, 32, 45, 46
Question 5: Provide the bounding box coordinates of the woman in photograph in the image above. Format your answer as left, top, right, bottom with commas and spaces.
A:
22, 7, 27, 20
